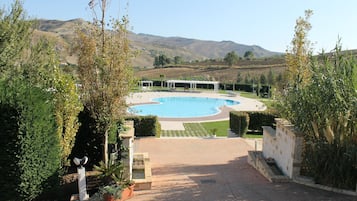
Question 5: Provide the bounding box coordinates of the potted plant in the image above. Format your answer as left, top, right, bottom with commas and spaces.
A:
100, 184, 122, 201
120, 180, 135, 200
94, 160, 135, 201
94, 160, 124, 181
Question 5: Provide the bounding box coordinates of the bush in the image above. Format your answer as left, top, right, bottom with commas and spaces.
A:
125, 116, 161, 137
247, 111, 277, 132
279, 45, 357, 190
0, 104, 20, 200
302, 142, 357, 190
0, 83, 61, 200
229, 111, 249, 136
69, 108, 103, 169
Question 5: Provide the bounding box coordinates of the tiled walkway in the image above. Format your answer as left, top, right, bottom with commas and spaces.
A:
161, 123, 211, 137
130, 138, 356, 201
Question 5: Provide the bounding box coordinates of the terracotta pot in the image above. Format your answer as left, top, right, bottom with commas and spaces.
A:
103, 193, 115, 201
120, 184, 135, 201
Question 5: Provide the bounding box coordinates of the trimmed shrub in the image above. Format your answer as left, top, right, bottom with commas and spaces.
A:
247, 111, 277, 132
125, 116, 161, 137
69, 108, 103, 169
0, 83, 61, 200
229, 111, 249, 136
0, 104, 20, 200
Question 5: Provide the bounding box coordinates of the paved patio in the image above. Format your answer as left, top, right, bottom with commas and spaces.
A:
130, 137, 355, 201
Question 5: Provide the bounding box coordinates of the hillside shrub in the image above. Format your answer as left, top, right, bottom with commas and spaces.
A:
125, 116, 161, 137
0, 82, 61, 200
229, 111, 249, 136
247, 111, 277, 132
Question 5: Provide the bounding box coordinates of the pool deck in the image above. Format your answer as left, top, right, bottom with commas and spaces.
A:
127, 91, 266, 130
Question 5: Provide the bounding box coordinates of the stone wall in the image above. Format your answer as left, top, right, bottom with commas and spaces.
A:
262, 118, 304, 179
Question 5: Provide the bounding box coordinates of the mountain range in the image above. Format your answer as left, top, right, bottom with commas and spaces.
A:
35, 19, 282, 67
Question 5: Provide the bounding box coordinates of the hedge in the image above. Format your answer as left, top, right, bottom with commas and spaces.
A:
229, 111, 249, 136
69, 108, 103, 169
125, 115, 161, 137
0, 83, 61, 200
247, 111, 277, 132
70, 114, 162, 169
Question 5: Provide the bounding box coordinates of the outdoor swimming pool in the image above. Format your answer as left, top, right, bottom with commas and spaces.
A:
130, 96, 240, 118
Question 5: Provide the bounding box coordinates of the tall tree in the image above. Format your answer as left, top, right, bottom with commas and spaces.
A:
244, 51, 254, 60
0, 0, 33, 79
77, 0, 134, 166
0, 0, 82, 167
267, 68, 275, 85
236, 72, 243, 83
0, 1, 82, 198
153, 56, 160, 67
260, 74, 267, 85
24, 38, 83, 166
174, 56, 182, 64
224, 51, 239, 66
53, 68, 83, 165
244, 73, 251, 84
285, 9, 313, 89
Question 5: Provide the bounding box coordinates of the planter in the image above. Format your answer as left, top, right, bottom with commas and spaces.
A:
120, 184, 135, 201
103, 193, 116, 201
103, 184, 135, 201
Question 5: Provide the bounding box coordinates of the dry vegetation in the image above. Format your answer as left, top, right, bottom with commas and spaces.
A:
135, 57, 287, 83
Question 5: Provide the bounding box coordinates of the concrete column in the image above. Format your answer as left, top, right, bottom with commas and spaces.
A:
120, 121, 135, 180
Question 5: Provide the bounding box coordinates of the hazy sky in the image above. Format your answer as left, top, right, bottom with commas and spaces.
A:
2, 0, 357, 53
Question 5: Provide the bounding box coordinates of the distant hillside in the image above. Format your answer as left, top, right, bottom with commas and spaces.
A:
35, 19, 282, 67
129, 33, 281, 67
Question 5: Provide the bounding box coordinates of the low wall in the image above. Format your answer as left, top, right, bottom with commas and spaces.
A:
247, 151, 290, 182
262, 118, 304, 179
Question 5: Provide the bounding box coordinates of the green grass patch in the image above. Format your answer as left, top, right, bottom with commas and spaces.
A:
161, 123, 210, 137
201, 120, 229, 137
239, 91, 277, 110
243, 133, 263, 139
160, 120, 264, 138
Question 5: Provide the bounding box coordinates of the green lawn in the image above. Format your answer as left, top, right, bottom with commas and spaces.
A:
239, 91, 277, 110
201, 120, 229, 137
243, 133, 263, 139
160, 123, 210, 137
160, 120, 263, 138
160, 121, 229, 137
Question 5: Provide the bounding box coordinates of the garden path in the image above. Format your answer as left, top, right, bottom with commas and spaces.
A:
130, 137, 355, 201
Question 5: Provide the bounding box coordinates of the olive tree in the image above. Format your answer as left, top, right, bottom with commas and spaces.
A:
224, 51, 239, 66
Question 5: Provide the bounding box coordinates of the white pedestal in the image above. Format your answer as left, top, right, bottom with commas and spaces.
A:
77, 167, 89, 201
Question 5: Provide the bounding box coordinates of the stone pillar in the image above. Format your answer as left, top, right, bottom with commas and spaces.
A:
262, 119, 304, 179
77, 167, 89, 201
120, 121, 135, 180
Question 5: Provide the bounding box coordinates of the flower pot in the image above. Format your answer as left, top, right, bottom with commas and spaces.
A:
103, 193, 115, 201
120, 184, 135, 201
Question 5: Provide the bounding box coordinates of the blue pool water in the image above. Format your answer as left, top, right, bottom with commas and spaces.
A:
130, 96, 240, 118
